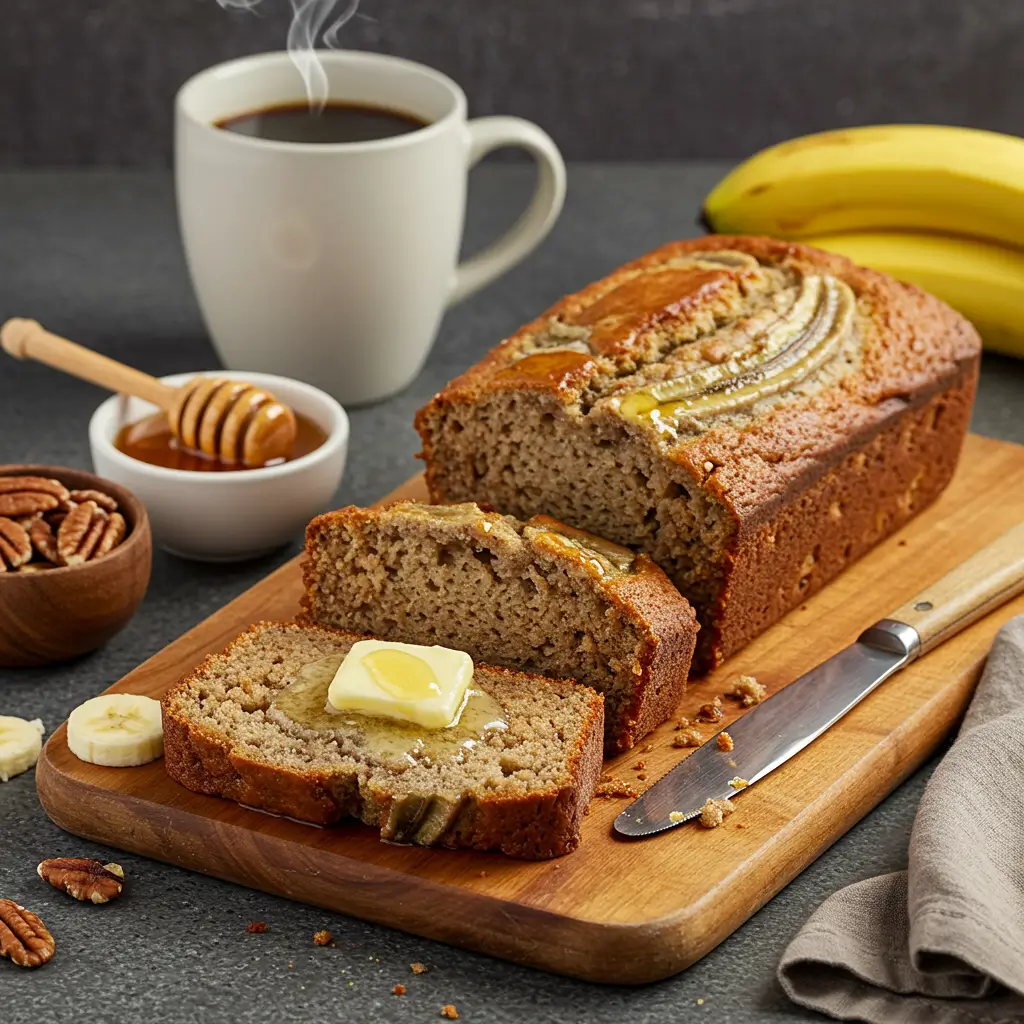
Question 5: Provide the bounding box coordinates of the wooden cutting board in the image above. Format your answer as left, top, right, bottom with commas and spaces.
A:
35, 434, 1024, 985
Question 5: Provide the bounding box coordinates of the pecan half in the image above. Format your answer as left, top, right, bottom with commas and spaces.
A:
57, 501, 106, 565
94, 512, 126, 559
28, 517, 61, 564
0, 477, 70, 518
0, 899, 55, 967
69, 489, 118, 513
0, 517, 32, 571
37, 858, 125, 904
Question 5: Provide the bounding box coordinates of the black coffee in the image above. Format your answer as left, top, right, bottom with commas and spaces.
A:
215, 101, 428, 144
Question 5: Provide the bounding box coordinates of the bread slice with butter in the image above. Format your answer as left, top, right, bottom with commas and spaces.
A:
303, 501, 698, 754
162, 622, 604, 859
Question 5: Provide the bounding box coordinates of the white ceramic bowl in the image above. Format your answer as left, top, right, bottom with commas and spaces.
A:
89, 371, 348, 561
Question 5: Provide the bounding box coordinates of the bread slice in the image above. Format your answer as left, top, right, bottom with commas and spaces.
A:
415, 236, 981, 669
302, 501, 698, 754
162, 622, 604, 859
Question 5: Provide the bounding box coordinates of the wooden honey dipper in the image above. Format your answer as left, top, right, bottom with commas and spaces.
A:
1, 318, 298, 468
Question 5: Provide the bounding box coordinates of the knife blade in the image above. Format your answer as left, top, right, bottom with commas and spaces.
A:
615, 520, 1024, 838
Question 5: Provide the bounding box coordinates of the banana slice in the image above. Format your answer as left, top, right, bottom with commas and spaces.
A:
67, 694, 163, 767
0, 716, 45, 782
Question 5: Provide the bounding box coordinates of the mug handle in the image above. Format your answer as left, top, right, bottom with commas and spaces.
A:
447, 117, 567, 307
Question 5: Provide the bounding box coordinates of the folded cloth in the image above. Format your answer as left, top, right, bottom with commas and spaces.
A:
778, 615, 1024, 1023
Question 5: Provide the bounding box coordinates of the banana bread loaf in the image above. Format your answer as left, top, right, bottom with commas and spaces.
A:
303, 501, 697, 753
415, 236, 981, 668
162, 622, 604, 859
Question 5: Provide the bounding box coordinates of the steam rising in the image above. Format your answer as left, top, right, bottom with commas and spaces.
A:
216, 0, 361, 111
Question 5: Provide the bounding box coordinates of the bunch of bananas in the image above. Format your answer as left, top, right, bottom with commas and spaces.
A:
702, 125, 1024, 357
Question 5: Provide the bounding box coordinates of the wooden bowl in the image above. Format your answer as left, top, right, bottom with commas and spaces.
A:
0, 464, 152, 667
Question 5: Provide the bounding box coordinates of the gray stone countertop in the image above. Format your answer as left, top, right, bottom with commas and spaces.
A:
1, 163, 1022, 1023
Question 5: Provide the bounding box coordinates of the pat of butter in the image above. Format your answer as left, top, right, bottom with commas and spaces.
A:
327, 639, 474, 729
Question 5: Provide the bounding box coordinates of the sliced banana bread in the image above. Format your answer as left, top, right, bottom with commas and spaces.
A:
162, 622, 604, 859
415, 236, 981, 668
303, 501, 698, 754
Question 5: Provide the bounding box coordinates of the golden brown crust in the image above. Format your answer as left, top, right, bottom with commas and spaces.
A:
705, 371, 976, 666
302, 502, 698, 753
162, 622, 604, 860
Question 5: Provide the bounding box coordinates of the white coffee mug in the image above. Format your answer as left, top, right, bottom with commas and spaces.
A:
175, 51, 566, 406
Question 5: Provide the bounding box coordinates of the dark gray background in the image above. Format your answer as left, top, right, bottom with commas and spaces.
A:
3, 0, 1024, 166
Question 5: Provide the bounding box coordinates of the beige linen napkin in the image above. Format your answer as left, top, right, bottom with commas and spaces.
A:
778, 615, 1024, 1023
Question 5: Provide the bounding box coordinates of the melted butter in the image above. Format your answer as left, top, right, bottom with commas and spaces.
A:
526, 516, 636, 578
618, 273, 855, 433
401, 502, 481, 526
361, 649, 442, 701
271, 656, 508, 767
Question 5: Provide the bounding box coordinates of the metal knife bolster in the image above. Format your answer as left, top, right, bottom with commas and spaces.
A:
859, 618, 922, 660
613, 617, 922, 837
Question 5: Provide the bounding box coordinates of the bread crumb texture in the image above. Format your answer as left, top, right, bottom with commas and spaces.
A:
730, 675, 767, 707
698, 798, 735, 829
594, 774, 639, 799
673, 727, 703, 748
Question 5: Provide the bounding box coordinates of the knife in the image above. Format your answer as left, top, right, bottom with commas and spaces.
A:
615, 521, 1024, 838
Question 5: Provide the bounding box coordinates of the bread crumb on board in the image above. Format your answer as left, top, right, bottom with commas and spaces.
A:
716, 732, 734, 752
246, 921, 269, 934
672, 727, 704, 748
669, 810, 686, 823
595, 774, 639, 798
313, 930, 334, 946
411, 962, 428, 974
728, 777, 749, 790
441, 1005, 460, 1019
698, 798, 735, 829
695, 698, 723, 724
729, 675, 767, 707
393, 984, 406, 996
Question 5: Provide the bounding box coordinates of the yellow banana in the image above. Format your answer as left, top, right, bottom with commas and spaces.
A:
702, 125, 1024, 251
803, 231, 1024, 358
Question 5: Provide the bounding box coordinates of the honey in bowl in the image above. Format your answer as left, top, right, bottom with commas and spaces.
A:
114, 411, 327, 472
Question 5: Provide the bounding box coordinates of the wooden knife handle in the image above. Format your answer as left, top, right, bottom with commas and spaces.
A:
892, 521, 1024, 656
0, 318, 177, 410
